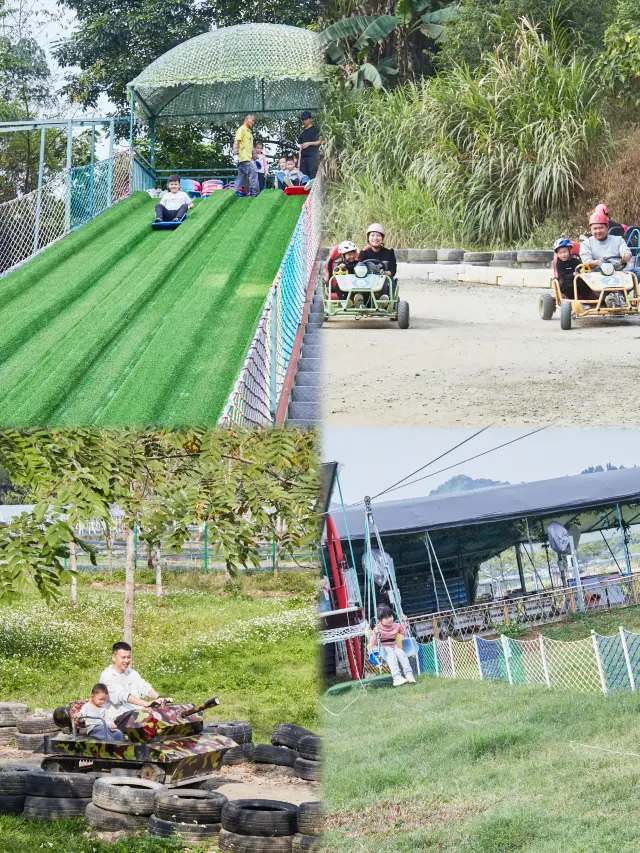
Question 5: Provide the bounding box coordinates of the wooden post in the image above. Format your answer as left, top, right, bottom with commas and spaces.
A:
568, 588, 576, 614
432, 615, 439, 641
448, 636, 456, 679
503, 601, 510, 626
632, 574, 639, 606
539, 634, 551, 688
591, 631, 608, 696
620, 626, 636, 692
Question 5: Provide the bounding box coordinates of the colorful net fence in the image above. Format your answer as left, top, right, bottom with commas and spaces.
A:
0, 149, 134, 277
389, 628, 640, 695
219, 178, 322, 427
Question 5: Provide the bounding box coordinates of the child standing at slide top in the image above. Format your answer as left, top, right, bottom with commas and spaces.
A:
369, 604, 416, 687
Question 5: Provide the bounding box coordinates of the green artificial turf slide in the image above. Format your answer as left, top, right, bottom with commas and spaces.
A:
0, 189, 306, 426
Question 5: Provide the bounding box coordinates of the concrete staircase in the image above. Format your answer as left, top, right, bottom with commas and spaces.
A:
286, 283, 323, 428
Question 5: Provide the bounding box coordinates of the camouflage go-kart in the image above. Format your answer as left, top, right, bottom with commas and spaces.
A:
539, 259, 640, 330
325, 260, 410, 328
43, 697, 236, 787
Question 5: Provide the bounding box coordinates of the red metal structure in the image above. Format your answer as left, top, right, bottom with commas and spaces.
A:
324, 514, 364, 680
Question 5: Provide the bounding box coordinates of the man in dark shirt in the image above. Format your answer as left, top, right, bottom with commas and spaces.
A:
297, 112, 321, 179
358, 223, 396, 305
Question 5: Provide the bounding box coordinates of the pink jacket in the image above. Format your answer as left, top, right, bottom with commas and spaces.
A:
372, 621, 408, 648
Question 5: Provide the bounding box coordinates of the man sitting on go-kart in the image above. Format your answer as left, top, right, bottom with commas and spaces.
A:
580, 210, 640, 308
326, 240, 360, 303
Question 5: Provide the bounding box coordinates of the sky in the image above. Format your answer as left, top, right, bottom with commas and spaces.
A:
323, 426, 640, 506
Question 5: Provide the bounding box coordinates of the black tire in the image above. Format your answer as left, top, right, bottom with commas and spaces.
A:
16, 712, 57, 735
221, 798, 298, 837
0, 704, 28, 726
0, 771, 27, 796
516, 250, 554, 266
15, 733, 45, 752
463, 251, 492, 264
297, 802, 324, 836
24, 795, 91, 819
217, 721, 253, 744
0, 795, 25, 814
26, 770, 99, 798
271, 724, 316, 751
147, 813, 221, 841
0, 727, 16, 746
219, 828, 293, 852
155, 789, 227, 824
437, 248, 464, 262
223, 742, 255, 765
298, 736, 322, 762
85, 801, 148, 830
491, 251, 518, 263
292, 834, 322, 852
294, 758, 322, 783
406, 248, 437, 262
254, 744, 298, 767
560, 299, 572, 330
539, 292, 555, 321
397, 300, 410, 329
92, 777, 164, 815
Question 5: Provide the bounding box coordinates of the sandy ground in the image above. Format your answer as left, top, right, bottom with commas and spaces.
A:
324, 279, 640, 426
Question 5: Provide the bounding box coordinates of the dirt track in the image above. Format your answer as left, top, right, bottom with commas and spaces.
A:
324, 279, 640, 426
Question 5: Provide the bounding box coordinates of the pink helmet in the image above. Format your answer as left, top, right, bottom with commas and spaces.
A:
589, 211, 609, 226
595, 203, 609, 215
366, 223, 385, 239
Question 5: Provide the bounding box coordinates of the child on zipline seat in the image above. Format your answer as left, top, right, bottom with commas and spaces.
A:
369, 604, 416, 687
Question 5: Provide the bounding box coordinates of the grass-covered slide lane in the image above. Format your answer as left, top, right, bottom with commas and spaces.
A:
0, 190, 305, 426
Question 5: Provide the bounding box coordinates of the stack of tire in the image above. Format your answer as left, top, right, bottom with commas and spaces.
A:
219, 799, 298, 852
15, 710, 58, 753
294, 802, 324, 852
148, 789, 227, 843
24, 770, 99, 819
86, 777, 165, 831
0, 767, 31, 815
0, 703, 27, 748
219, 721, 254, 766
295, 735, 322, 783
252, 723, 308, 773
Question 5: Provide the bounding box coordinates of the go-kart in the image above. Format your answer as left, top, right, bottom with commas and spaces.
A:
539, 259, 640, 330
325, 260, 410, 328
42, 696, 235, 787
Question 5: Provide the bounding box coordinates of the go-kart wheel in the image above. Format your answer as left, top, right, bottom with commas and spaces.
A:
397, 300, 410, 329
539, 292, 555, 320
139, 764, 166, 784
560, 299, 572, 330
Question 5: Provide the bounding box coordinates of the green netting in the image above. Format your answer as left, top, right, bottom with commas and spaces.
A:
129, 23, 324, 123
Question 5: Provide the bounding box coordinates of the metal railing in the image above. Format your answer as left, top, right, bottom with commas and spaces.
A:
218, 176, 322, 427
408, 573, 640, 641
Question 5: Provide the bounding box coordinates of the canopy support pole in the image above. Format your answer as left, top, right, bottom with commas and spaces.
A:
515, 543, 526, 594
64, 119, 73, 232
33, 125, 46, 253
150, 118, 156, 169
89, 125, 96, 219
129, 89, 135, 149
107, 119, 115, 205
617, 503, 632, 575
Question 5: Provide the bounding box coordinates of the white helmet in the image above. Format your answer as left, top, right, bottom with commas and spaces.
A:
338, 240, 358, 255
366, 223, 385, 239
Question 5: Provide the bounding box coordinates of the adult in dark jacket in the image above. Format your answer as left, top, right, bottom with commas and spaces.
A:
359, 223, 396, 305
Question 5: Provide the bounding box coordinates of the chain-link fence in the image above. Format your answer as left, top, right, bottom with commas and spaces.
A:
218, 177, 323, 427
0, 149, 133, 276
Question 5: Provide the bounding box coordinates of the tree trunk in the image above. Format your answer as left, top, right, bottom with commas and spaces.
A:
151, 545, 163, 600
105, 522, 113, 574
124, 526, 135, 644
69, 541, 77, 606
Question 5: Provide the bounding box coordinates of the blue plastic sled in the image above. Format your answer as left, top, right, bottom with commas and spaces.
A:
152, 213, 188, 230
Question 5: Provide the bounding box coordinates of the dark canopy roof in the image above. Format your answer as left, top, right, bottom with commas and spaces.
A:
332, 467, 640, 543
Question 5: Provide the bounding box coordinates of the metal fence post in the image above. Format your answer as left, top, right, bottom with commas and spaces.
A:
474, 635, 483, 680
448, 636, 456, 679
107, 119, 115, 207
269, 286, 278, 420
539, 634, 551, 688
64, 119, 73, 233
203, 521, 208, 575
33, 125, 46, 253
433, 639, 440, 677
591, 631, 608, 696
620, 626, 635, 691
89, 125, 96, 219
501, 634, 513, 685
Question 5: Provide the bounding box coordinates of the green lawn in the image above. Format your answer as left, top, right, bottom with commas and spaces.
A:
0, 569, 318, 852
0, 190, 305, 426
322, 674, 640, 853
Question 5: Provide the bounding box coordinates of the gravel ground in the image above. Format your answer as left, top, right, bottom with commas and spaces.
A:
324, 279, 640, 426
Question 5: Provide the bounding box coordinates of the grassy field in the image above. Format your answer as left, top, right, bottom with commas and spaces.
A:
0, 569, 318, 853
0, 190, 305, 426
323, 606, 640, 853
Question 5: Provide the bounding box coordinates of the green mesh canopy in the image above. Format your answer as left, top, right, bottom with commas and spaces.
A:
128, 23, 324, 124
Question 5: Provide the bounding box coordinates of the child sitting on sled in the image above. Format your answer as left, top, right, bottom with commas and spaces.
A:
368, 604, 416, 687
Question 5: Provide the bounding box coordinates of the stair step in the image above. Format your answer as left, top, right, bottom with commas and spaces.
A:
297, 358, 321, 373
286, 418, 320, 428
303, 327, 322, 341
293, 372, 322, 387
292, 385, 319, 403
306, 315, 323, 327
288, 401, 322, 420
302, 345, 321, 359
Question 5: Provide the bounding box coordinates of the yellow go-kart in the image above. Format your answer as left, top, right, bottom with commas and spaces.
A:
539, 260, 640, 330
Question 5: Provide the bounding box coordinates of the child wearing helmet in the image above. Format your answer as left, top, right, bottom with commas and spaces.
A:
326, 240, 359, 301
553, 238, 580, 299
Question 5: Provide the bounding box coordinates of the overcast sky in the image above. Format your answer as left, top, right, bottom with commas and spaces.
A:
324, 426, 640, 506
